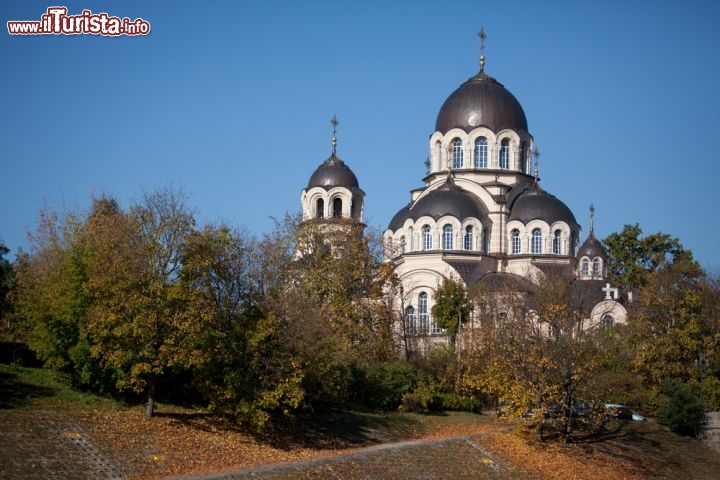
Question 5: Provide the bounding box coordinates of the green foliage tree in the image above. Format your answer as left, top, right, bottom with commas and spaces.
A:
181, 224, 303, 427
0, 239, 14, 340
13, 207, 90, 372
658, 380, 706, 436
432, 276, 473, 350
604, 224, 701, 290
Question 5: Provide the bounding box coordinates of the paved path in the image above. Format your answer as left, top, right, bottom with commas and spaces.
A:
1, 411, 526, 480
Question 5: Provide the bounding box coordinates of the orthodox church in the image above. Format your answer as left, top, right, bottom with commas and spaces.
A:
300, 34, 626, 349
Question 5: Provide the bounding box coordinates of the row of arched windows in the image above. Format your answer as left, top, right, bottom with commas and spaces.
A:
510, 228, 568, 255
404, 292, 443, 335
447, 137, 527, 172
401, 224, 488, 253
580, 256, 603, 277
314, 197, 360, 219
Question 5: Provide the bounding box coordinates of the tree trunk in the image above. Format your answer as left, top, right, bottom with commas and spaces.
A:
145, 376, 156, 418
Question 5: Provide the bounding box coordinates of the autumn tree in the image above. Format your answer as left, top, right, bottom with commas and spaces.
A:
262, 217, 395, 408
83, 188, 204, 417
461, 276, 604, 442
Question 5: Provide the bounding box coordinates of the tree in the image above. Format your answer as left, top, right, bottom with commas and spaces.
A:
604, 224, 701, 290
260, 217, 394, 409
180, 223, 304, 427
461, 276, 603, 442
431, 276, 473, 350
13, 207, 90, 372
83, 188, 203, 417
0, 239, 14, 340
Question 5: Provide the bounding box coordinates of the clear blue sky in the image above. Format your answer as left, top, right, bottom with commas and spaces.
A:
2, 1, 719, 271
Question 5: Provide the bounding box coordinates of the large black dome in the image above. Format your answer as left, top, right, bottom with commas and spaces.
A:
508, 183, 577, 226
435, 71, 528, 134
307, 154, 359, 189
388, 177, 487, 231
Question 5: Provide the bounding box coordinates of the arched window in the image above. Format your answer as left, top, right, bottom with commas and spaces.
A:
418, 292, 429, 334
552, 230, 562, 254
332, 198, 342, 218
405, 306, 417, 334
499, 138, 509, 169
315, 198, 324, 218
422, 225, 432, 250
581, 258, 589, 276
442, 224, 453, 250
451, 138, 463, 169
464, 226, 473, 250
511, 229, 521, 254
474, 137, 487, 168
531, 228, 542, 254
592, 257, 601, 277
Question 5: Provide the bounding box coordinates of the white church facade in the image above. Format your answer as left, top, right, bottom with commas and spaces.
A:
300, 36, 627, 351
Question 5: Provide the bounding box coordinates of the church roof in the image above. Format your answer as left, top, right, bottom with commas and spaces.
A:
435, 70, 528, 134
307, 153, 360, 190
387, 177, 487, 231
577, 231, 607, 259
508, 182, 578, 227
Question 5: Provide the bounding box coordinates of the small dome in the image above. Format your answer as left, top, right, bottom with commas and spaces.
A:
577, 231, 607, 259
388, 177, 486, 231
435, 71, 528, 134
307, 153, 359, 189
508, 183, 577, 226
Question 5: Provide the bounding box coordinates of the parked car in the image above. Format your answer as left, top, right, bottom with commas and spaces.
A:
604, 403, 645, 421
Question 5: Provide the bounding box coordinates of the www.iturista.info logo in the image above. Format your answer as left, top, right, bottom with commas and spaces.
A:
7, 7, 150, 36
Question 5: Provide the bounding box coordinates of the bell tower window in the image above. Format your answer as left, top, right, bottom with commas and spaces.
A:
581, 258, 589, 276
332, 198, 342, 218
316, 198, 324, 219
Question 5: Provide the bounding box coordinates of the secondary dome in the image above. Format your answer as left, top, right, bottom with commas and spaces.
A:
435, 70, 528, 134
307, 153, 359, 189
388, 177, 486, 231
577, 231, 607, 259
508, 182, 577, 226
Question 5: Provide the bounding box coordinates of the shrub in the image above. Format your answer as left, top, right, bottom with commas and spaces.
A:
658, 380, 706, 436
354, 361, 418, 410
